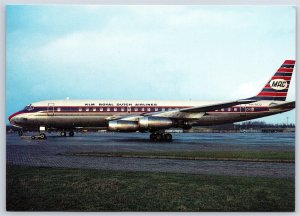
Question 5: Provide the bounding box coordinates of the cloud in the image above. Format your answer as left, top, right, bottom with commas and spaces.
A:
6, 5, 296, 124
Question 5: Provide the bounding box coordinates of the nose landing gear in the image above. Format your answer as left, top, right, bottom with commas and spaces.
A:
18, 130, 23, 136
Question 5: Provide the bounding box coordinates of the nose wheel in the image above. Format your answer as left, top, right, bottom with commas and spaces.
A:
18, 130, 23, 136
150, 133, 172, 142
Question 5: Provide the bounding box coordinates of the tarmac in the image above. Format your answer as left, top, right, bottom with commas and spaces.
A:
6, 132, 295, 179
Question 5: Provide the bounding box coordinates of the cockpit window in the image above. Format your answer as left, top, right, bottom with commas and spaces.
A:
24, 104, 34, 111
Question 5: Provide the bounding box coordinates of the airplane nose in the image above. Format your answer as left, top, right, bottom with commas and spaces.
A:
8, 114, 15, 123
8, 112, 21, 124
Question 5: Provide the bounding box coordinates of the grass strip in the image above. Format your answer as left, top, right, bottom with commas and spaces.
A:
7, 165, 294, 211
62, 151, 295, 163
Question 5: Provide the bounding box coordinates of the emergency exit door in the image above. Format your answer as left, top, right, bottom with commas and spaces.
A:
47, 103, 55, 116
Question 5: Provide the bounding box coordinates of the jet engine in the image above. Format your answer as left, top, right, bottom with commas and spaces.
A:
179, 121, 193, 130
108, 120, 139, 132
138, 117, 173, 130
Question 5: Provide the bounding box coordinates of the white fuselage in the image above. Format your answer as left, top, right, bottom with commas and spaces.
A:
9, 99, 291, 131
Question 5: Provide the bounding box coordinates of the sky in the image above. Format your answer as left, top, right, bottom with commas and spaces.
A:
6, 5, 296, 124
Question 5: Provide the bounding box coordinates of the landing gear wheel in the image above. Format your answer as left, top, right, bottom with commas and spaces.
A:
164, 133, 172, 142
155, 134, 163, 142
69, 131, 74, 137
39, 133, 46, 139
60, 131, 66, 137
18, 130, 23, 136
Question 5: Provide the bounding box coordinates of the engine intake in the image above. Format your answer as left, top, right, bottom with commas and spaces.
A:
108, 120, 139, 132
139, 117, 173, 130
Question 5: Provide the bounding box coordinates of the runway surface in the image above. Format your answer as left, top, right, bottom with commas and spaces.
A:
6, 132, 295, 178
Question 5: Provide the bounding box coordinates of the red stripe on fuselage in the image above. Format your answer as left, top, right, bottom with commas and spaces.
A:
8, 111, 24, 121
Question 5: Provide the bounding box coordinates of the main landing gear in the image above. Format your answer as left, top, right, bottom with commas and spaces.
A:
60, 131, 75, 137
150, 133, 173, 142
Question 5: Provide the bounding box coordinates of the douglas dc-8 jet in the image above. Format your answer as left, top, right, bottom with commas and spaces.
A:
9, 60, 296, 142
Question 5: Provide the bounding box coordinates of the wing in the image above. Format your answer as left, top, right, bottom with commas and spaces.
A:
113, 99, 256, 121
179, 99, 256, 113
148, 99, 256, 119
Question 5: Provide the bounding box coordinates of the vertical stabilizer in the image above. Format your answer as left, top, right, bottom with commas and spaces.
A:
248, 60, 295, 101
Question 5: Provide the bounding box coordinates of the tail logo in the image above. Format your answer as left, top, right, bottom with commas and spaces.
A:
270, 79, 288, 90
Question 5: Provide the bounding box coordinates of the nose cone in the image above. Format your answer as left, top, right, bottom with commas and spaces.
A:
8, 112, 22, 126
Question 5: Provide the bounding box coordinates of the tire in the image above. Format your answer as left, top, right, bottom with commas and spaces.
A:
156, 134, 163, 142
69, 131, 74, 137
164, 133, 172, 142
60, 131, 66, 137
40, 133, 46, 139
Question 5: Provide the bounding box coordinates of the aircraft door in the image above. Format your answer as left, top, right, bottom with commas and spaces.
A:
127, 105, 131, 114
47, 103, 55, 116
240, 104, 247, 117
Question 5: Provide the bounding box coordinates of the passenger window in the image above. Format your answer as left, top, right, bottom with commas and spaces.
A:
100, 108, 103, 111
234, 108, 237, 111
107, 108, 110, 111
93, 108, 96, 112
121, 108, 125, 112
134, 108, 138, 112
155, 108, 158, 111
147, 108, 151, 111
86, 108, 89, 111
228, 108, 231, 112
114, 108, 117, 112
141, 108, 145, 112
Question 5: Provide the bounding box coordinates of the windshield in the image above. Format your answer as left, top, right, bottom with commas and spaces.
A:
24, 104, 34, 111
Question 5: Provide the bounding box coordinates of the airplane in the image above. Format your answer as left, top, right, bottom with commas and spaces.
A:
8, 60, 295, 142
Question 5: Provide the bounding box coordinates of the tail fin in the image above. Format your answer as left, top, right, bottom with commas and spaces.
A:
248, 60, 296, 101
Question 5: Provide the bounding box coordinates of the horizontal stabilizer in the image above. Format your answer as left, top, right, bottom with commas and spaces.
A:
269, 101, 295, 110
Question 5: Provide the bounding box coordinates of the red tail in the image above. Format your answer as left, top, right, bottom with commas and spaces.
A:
249, 60, 295, 101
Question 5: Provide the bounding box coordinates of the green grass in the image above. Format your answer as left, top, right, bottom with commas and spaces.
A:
66, 151, 295, 162
7, 165, 294, 211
